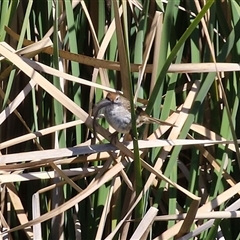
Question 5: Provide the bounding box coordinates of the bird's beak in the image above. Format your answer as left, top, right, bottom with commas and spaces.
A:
92, 98, 111, 118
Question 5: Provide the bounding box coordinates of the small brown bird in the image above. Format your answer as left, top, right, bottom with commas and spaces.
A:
93, 92, 174, 134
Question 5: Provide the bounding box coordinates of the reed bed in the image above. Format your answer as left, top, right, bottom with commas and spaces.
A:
1, 1, 240, 239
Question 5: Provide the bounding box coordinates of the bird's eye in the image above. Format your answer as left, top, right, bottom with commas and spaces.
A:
115, 96, 119, 102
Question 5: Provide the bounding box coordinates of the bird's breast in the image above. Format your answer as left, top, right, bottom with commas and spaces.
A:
103, 105, 132, 133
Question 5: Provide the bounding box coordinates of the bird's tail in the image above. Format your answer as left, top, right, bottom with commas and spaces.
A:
136, 106, 176, 127
149, 117, 176, 127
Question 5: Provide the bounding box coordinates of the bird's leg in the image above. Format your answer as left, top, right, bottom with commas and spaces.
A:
129, 129, 134, 140
128, 129, 138, 141
109, 131, 119, 145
